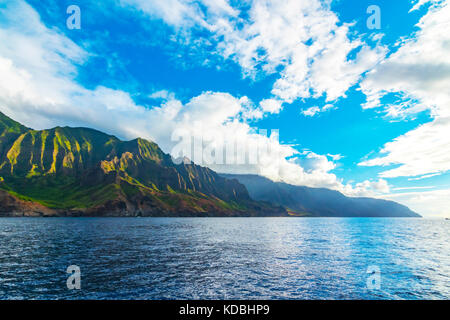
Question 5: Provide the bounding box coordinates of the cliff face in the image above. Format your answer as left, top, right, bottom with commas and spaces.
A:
221, 174, 420, 217
0, 112, 286, 217
0, 112, 419, 218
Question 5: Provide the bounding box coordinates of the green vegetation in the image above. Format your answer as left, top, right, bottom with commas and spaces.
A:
1, 175, 115, 208
0, 111, 276, 216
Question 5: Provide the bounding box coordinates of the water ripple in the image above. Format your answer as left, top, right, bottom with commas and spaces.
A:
0, 217, 448, 300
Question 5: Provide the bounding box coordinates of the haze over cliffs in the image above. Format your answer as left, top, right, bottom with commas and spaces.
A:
221, 174, 420, 217
0, 111, 419, 217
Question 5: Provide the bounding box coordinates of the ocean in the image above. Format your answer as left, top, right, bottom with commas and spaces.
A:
0, 217, 448, 299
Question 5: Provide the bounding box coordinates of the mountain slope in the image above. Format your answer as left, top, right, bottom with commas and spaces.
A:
0, 112, 285, 217
221, 174, 420, 217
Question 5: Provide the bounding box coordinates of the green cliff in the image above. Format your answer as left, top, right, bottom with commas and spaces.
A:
0, 112, 285, 217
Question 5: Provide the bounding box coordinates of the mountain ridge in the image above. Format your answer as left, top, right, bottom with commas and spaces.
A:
220, 174, 420, 217
0, 111, 419, 217
0, 111, 285, 217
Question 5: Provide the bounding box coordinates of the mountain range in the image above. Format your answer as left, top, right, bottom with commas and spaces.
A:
221, 174, 420, 217
0, 111, 419, 217
0, 112, 284, 216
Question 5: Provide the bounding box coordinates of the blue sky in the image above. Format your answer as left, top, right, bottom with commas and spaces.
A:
1, 0, 449, 216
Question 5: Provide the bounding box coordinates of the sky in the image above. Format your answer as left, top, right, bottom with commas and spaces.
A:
0, 0, 449, 217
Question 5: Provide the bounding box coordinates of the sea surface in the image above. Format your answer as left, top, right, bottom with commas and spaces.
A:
0, 217, 448, 300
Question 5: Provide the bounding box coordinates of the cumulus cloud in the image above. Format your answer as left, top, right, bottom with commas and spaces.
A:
148, 89, 175, 101
122, 0, 385, 109
301, 106, 321, 117
0, 0, 387, 198
301, 104, 335, 117
296, 151, 335, 173
259, 99, 282, 114
327, 153, 343, 161
359, 117, 450, 178
359, 1, 450, 179
344, 179, 390, 197
120, 0, 217, 28
410, 0, 444, 11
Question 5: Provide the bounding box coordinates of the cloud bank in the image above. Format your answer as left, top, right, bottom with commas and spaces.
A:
359, 1, 450, 180
122, 0, 386, 107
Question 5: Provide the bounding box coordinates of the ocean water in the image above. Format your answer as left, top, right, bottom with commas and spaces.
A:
0, 217, 448, 300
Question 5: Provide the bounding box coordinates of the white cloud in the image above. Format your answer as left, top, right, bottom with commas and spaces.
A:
259, 99, 282, 114
408, 173, 441, 180
296, 151, 336, 174
123, 0, 385, 108
359, 117, 450, 178
410, 0, 444, 11
301, 106, 321, 117
359, 1, 450, 179
301, 103, 335, 117
120, 0, 207, 28
0, 0, 388, 199
148, 89, 175, 101
392, 186, 435, 190
327, 153, 343, 161
384, 188, 450, 217
222, 0, 385, 103
346, 179, 390, 196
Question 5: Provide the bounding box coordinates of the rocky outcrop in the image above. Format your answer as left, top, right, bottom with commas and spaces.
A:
0, 190, 58, 216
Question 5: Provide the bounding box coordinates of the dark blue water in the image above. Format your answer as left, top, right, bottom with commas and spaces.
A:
0, 218, 448, 300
